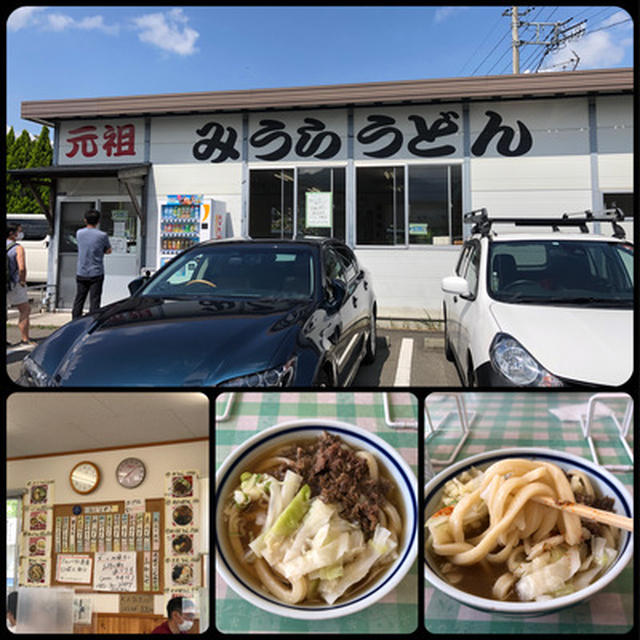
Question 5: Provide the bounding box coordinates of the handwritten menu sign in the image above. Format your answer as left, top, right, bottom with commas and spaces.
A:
56, 554, 93, 584
305, 191, 333, 228
94, 551, 137, 592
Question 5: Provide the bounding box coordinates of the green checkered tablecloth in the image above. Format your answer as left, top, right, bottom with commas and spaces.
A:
424, 392, 634, 635
215, 392, 419, 634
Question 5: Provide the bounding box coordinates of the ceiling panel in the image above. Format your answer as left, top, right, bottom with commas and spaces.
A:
7, 392, 210, 458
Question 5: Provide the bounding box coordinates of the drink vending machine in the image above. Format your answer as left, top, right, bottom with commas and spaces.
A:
158, 195, 213, 267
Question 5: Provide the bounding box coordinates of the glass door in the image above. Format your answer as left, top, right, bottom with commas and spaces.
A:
100, 200, 141, 306
56, 200, 95, 309
249, 169, 294, 239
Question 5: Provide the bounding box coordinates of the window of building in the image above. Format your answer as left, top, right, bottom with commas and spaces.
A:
249, 168, 346, 241
409, 165, 462, 245
603, 193, 634, 218
356, 166, 405, 245
6, 496, 22, 589
297, 168, 345, 241
249, 169, 294, 239
356, 164, 462, 246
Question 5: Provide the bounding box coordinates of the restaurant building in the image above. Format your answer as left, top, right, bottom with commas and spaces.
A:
12, 68, 633, 317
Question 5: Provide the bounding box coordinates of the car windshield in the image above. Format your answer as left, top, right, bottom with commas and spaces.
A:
488, 240, 633, 307
141, 244, 315, 300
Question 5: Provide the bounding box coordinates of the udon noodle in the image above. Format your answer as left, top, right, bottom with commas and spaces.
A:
223, 432, 402, 605
425, 459, 620, 602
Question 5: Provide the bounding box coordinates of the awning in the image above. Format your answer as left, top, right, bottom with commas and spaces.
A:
8, 162, 150, 179
8, 163, 150, 225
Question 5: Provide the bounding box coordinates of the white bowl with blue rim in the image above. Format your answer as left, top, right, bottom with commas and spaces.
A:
216, 418, 418, 619
423, 447, 633, 616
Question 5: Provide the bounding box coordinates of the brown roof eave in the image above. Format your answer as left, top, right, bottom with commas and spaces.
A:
21, 68, 634, 123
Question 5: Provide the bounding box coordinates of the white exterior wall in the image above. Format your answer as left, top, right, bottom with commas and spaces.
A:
355, 247, 459, 318
596, 95, 633, 191
51, 93, 633, 318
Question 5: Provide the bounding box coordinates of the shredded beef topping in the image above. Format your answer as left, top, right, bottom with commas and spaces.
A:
275, 431, 392, 538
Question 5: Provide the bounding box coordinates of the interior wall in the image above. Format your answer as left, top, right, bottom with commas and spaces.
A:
7, 440, 209, 616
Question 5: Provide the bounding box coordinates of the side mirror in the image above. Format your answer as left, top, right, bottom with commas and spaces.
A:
441, 275, 471, 297
325, 279, 347, 311
128, 275, 150, 296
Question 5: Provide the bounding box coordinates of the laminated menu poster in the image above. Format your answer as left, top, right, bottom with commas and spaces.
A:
22, 533, 51, 557
22, 557, 51, 587
25, 506, 53, 533
94, 551, 137, 592
25, 480, 55, 506
165, 557, 200, 588
165, 498, 199, 530
165, 470, 199, 499
166, 530, 197, 557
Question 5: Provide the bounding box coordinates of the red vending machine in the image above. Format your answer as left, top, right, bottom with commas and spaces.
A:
158, 195, 213, 267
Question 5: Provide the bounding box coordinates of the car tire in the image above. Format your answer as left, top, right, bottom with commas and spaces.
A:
443, 306, 454, 362
362, 309, 377, 365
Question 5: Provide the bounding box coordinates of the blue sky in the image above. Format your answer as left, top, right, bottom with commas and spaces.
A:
6, 5, 634, 136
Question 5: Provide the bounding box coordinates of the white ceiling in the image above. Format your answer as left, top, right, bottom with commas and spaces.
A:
7, 392, 210, 458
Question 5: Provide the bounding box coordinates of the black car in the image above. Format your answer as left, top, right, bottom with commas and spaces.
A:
19, 238, 377, 387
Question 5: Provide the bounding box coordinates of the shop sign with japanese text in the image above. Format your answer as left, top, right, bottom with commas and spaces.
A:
66, 100, 599, 166
59, 119, 145, 165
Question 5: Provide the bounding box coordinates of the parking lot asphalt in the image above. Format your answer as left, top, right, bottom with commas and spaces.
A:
6, 317, 460, 388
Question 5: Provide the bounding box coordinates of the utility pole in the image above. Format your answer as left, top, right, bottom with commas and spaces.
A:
503, 6, 533, 74
510, 6, 520, 74
505, 7, 587, 74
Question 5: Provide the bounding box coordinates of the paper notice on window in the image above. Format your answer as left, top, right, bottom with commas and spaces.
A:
94, 551, 137, 592
305, 192, 333, 228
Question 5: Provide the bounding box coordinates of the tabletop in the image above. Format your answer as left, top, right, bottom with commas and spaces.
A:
215, 391, 419, 634
424, 391, 634, 635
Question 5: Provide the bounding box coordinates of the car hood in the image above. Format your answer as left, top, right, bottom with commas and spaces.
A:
44, 296, 315, 386
489, 302, 633, 386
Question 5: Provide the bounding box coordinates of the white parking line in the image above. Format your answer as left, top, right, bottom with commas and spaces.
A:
394, 337, 413, 386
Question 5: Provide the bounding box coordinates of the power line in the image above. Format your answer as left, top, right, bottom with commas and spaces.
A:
458, 10, 505, 75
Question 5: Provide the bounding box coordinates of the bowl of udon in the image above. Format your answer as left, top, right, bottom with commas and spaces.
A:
424, 448, 633, 616
216, 419, 418, 619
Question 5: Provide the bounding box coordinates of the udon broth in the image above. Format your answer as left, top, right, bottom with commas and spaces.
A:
222, 433, 405, 606
425, 458, 621, 602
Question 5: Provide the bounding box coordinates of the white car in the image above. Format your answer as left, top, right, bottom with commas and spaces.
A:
441, 209, 633, 387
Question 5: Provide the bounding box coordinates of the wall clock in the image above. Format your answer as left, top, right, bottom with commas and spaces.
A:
70, 461, 100, 494
116, 457, 146, 489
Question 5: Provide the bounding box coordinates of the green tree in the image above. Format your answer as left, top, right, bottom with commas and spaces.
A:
28, 126, 53, 215
6, 126, 52, 213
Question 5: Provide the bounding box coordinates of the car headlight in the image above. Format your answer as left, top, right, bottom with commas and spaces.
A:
22, 356, 55, 387
219, 357, 296, 387
489, 334, 563, 387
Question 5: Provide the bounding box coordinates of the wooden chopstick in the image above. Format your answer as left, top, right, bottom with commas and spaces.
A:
531, 495, 633, 532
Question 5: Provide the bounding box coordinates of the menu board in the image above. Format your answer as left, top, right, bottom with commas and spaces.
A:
51, 498, 164, 594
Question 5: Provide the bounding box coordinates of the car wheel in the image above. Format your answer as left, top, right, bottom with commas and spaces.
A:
362, 309, 377, 365
443, 306, 454, 362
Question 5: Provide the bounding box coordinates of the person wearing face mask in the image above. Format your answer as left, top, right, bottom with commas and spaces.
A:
151, 597, 195, 634
6, 224, 36, 347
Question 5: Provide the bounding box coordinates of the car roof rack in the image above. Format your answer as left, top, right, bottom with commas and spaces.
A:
465, 207, 627, 239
